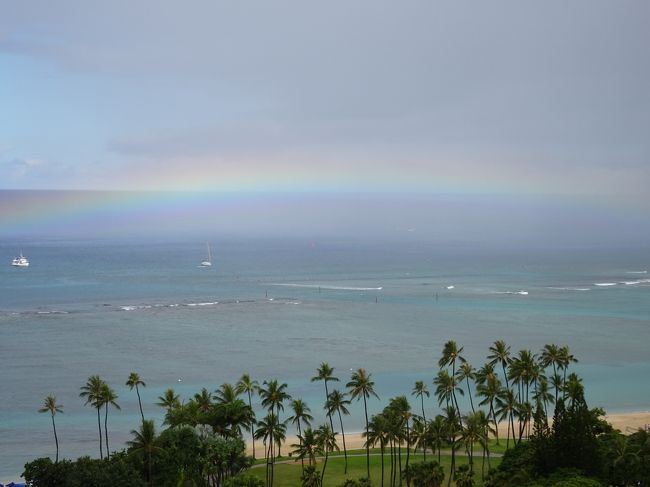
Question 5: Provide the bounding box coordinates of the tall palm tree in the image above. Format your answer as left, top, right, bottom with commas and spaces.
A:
411, 380, 430, 424
99, 382, 120, 459
347, 368, 379, 479
255, 411, 286, 487
457, 362, 476, 413
412, 380, 430, 460
127, 419, 159, 486
365, 414, 388, 487
311, 362, 339, 432
259, 379, 291, 484
255, 412, 277, 487
494, 388, 518, 448
326, 390, 351, 473
289, 399, 314, 470
438, 340, 465, 377
558, 345, 578, 396
540, 344, 561, 400
390, 395, 413, 487
80, 375, 105, 459
316, 424, 339, 486
236, 373, 259, 459
39, 395, 63, 462
443, 406, 462, 487
156, 388, 180, 413
428, 415, 447, 464
476, 375, 503, 445
126, 372, 146, 422
487, 340, 512, 389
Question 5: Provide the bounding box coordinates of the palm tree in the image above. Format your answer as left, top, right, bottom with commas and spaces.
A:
316, 424, 339, 487
80, 375, 105, 459
412, 380, 430, 428
365, 414, 388, 487
540, 344, 561, 399
347, 368, 379, 479
390, 395, 413, 486
292, 427, 320, 466
156, 388, 180, 413
494, 388, 518, 448
326, 389, 351, 473
215, 382, 239, 404
428, 415, 447, 464
126, 372, 146, 422
255, 412, 278, 487
259, 380, 291, 485
476, 375, 503, 445
438, 340, 465, 377
236, 373, 259, 459
127, 419, 159, 486
487, 340, 512, 389
99, 382, 120, 459
457, 362, 476, 413
39, 395, 63, 462
433, 369, 464, 418
311, 362, 339, 432
443, 406, 462, 487
558, 345, 578, 395
193, 387, 213, 413
289, 399, 314, 470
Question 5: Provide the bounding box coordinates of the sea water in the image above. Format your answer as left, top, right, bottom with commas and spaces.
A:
0, 238, 649, 480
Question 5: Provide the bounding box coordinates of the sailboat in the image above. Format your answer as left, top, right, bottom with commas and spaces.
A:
200, 242, 212, 267
11, 251, 30, 267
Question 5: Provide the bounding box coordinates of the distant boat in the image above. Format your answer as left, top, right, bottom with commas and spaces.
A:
200, 243, 212, 267
11, 251, 29, 267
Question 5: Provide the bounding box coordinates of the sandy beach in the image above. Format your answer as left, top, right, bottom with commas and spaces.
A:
244, 410, 650, 456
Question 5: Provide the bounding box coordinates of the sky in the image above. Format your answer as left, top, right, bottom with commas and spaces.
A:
1, 1, 649, 242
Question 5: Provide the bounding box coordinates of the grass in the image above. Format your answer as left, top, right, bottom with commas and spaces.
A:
249, 450, 502, 487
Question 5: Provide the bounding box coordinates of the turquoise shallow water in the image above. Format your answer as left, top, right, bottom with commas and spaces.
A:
0, 238, 649, 480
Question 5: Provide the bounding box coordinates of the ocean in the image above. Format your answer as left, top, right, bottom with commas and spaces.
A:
0, 238, 649, 480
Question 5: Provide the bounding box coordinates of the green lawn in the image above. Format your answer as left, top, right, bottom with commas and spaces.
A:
249, 451, 502, 487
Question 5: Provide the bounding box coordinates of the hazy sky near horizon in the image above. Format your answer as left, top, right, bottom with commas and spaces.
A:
1, 1, 649, 243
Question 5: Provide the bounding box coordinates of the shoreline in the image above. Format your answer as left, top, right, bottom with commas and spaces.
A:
244, 410, 650, 456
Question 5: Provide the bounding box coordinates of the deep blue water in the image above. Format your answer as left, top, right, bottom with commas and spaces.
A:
0, 238, 649, 480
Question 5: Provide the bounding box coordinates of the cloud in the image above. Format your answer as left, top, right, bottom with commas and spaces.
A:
1, 0, 649, 203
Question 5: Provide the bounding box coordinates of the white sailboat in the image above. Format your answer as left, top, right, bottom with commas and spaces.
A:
200, 242, 212, 267
11, 251, 30, 267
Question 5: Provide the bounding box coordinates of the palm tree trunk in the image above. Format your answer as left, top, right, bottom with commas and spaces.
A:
447, 438, 455, 487
324, 382, 335, 433
337, 409, 348, 474
96, 407, 103, 459
104, 405, 110, 459
136, 385, 145, 422
51, 414, 59, 463
297, 421, 305, 471
363, 395, 370, 479
396, 438, 402, 485
466, 377, 475, 413
380, 443, 385, 487
248, 390, 255, 460
405, 421, 411, 487
420, 396, 427, 460
321, 449, 329, 487
490, 401, 499, 445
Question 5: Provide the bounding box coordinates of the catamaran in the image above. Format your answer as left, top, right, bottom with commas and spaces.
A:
11, 251, 29, 267
200, 243, 212, 267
